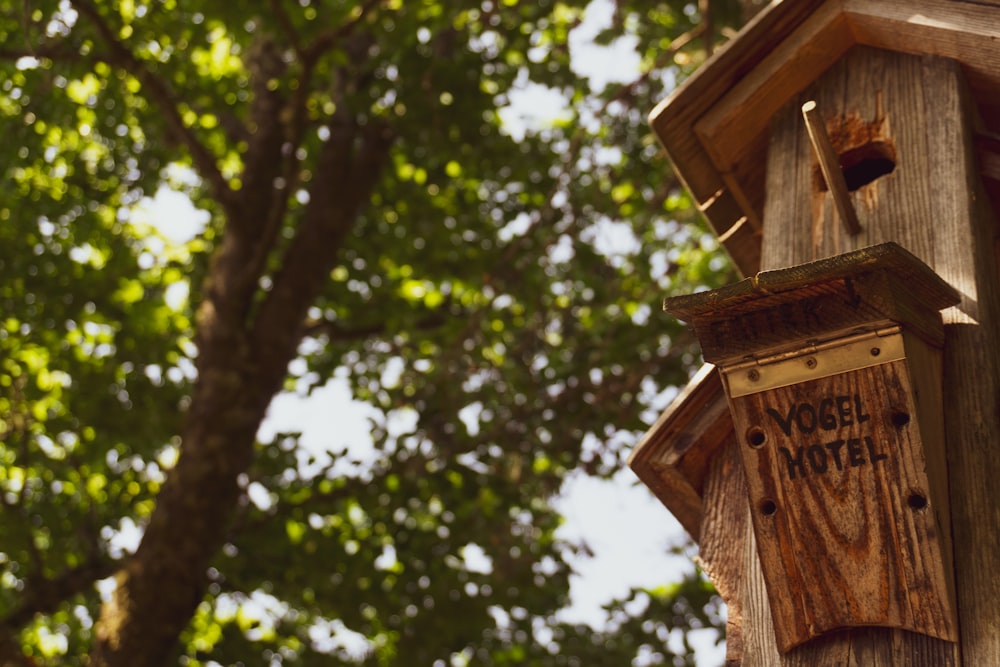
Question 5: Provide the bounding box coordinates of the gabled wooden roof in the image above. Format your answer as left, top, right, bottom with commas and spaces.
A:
650, 0, 1000, 276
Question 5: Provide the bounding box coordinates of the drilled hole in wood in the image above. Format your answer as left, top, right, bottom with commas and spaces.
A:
891, 411, 911, 428
815, 140, 897, 192
907, 491, 928, 511
760, 499, 778, 516
746, 426, 766, 448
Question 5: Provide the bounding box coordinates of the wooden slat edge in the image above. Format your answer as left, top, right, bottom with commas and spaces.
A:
631, 462, 704, 541
755, 242, 961, 308
693, 3, 852, 173
720, 217, 762, 277
665, 242, 961, 321
647, 0, 828, 204
629, 365, 731, 541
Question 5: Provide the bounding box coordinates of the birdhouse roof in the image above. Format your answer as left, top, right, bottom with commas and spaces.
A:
650, 0, 1000, 276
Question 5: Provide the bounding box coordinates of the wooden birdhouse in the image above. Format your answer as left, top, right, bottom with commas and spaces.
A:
629, 2, 1000, 664
664, 242, 960, 652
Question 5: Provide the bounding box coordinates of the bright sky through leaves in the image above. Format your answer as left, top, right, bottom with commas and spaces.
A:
0, 0, 743, 662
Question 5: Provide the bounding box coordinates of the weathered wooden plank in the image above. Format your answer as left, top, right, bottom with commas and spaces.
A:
844, 0, 1000, 136
665, 242, 960, 364
696, 439, 749, 665
761, 48, 945, 269
627, 364, 732, 541
690, 0, 1000, 200
922, 53, 1000, 667
667, 242, 959, 318
728, 355, 956, 651
648, 0, 827, 203
693, 4, 852, 175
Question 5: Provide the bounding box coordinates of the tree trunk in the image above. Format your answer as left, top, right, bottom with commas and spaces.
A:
90, 108, 393, 664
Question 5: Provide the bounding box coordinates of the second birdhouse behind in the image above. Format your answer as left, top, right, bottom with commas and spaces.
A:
664, 242, 959, 652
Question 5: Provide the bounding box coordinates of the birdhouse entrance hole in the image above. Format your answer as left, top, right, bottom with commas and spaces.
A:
811, 107, 897, 194
815, 139, 897, 192
840, 141, 897, 191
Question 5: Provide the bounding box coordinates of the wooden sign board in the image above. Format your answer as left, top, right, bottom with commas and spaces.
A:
662, 243, 961, 652
722, 329, 956, 651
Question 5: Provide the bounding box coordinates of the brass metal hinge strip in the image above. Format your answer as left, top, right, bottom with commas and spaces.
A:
723, 326, 903, 397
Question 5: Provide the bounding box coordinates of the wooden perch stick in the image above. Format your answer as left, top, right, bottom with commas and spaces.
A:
802, 100, 862, 235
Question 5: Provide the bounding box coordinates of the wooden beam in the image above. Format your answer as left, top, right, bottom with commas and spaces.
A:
692, 3, 852, 174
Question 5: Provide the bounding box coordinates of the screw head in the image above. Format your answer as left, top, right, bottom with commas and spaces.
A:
748, 369, 760, 382
805, 357, 817, 369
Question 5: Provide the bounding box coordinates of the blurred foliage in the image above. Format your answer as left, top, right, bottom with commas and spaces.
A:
0, 0, 748, 664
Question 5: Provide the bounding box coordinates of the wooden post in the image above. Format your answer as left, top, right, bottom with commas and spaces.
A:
801, 101, 862, 235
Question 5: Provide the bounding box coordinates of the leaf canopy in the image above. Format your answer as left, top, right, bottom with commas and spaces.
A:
0, 0, 750, 664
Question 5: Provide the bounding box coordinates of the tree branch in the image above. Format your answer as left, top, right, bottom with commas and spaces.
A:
232, 34, 289, 237
699, 0, 715, 56
249, 99, 394, 388
302, 306, 452, 342
69, 0, 236, 214
267, 0, 305, 58
237, 40, 321, 301
2, 555, 120, 630
301, 0, 385, 62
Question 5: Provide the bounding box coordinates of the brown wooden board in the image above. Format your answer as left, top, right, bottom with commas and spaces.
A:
726, 358, 957, 652
664, 242, 960, 364
628, 364, 732, 540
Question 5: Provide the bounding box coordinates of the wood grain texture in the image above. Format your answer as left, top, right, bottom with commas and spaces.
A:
802, 100, 862, 235
697, 439, 750, 666
844, 0, 1000, 138
700, 1, 1000, 179
664, 243, 959, 364
695, 3, 852, 175
729, 361, 956, 651
921, 54, 1000, 667
762, 48, 943, 269
648, 0, 827, 202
